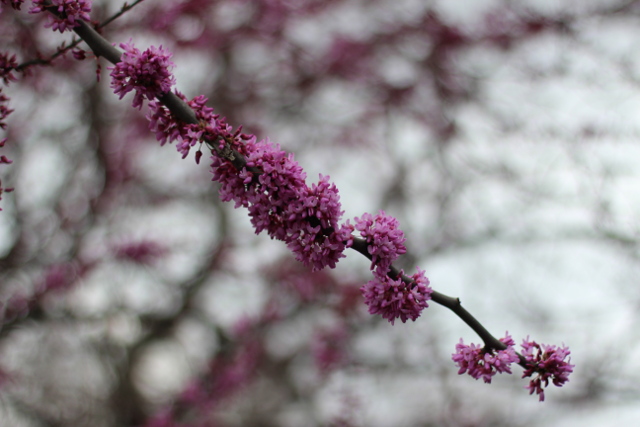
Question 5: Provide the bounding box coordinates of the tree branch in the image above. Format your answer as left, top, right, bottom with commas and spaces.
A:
62, 7, 522, 360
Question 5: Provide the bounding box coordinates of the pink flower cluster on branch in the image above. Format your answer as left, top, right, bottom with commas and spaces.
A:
91, 24, 574, 401
29, 0, 92, 33
452, 333, 520, 383
147, 89, 353, 271
453, 333, 574, 401
214, 137, 353, 271
521, 338, 574, 401
355, 211, 433, 324
109, 42, 175, 110
355, 211, 407, 274
361, 267, 432, 325
148, 92, 216, 159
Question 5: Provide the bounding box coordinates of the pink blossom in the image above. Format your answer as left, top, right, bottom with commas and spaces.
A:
285, 175, 353, 270
213, 137, 352, 271
0, 52, 18, 84
72, 48, 86, 60
147, 93, 227, 158
361, 267, 432, 324
354, 211, 407, 275
451, 333, 520, 383
109, 42, 175, 109
521, 338, 574, 401
148, 92, 352, 270
227, 137, 307, 234
29, 0, 91, 33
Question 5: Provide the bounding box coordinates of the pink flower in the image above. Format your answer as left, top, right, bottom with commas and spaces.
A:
29, 0, 91, 33
213, 137, 352, 271
72, 48, 86, 60
521, 338, 574, 401
149, 93, 352, 270
147, 93, 228, 158
109, 42, 175, 109
285, 175, 353, 270
451, 333, 520, 383
0, 52, 18, 84
361, 267, 432, 324
354, 211, 406, 275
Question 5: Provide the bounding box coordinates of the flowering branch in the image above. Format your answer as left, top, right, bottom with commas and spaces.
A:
6, 0, 574, 402
11, 1, 144, 71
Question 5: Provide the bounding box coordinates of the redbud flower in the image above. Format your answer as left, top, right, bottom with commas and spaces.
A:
0, 0, 25, 11
354, 211, 407, 275
150, 92, 351, 270
521, 338, 574, 401
451, 333, 520, 383
285, 175, 353, 270
29, 0, 91, 33
361, 267, 432, 325
72, 48, 86, 60
0, 52, 18, 84
109, 42, 175, 109
147, 93, 226, 158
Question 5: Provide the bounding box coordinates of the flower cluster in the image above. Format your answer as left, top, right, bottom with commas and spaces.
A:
354, 211, 406, 274
452, 333, 520, 383
354, 211, 431, 323
361, 267, 432, 324
285, 175, 354, 270
148, 93, 216, 155
109, 42, 175, 110
148, 90, 352, 271
216, 138, 352, 271
29, 0, 92, 33
452, 333, 574, 400
521, 338, 574, 401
